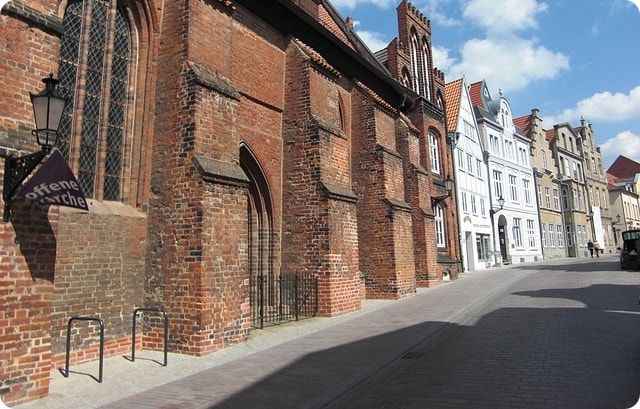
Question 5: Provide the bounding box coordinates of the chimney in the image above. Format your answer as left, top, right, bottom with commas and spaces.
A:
580, 116, 586, 127
345, 17, 354, 30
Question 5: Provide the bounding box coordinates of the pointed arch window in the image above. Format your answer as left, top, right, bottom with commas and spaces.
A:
409, 31, 420, 94
57, 0, 132, 201
421, 39, 431, 100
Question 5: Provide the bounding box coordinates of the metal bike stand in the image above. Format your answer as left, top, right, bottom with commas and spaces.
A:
64, 317, 105, 383
131, 308, 169, 367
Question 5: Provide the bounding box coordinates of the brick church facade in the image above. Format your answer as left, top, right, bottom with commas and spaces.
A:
0, 0, 460, 404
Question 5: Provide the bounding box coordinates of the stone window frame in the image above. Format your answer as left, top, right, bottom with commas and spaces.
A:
429, 131, 441, 174
55, 0, 156, 207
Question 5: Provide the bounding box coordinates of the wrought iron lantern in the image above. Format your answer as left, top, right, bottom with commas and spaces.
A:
3, 74, 66, 221
497, 195, 505, 210
30, 74, 65, 150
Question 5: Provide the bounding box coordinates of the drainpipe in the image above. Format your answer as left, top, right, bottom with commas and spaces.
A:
484, 149, 499, 266
531, 169, 545, 259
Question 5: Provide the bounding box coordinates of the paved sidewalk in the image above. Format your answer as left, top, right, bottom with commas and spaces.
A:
15, 258, 609, 409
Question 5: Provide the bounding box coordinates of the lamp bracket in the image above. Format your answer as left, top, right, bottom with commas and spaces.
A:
431, 193, 449, 206
3, 149, 47, 221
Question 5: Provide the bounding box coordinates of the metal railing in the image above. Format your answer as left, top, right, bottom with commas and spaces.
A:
131, 308, 169, 367
250, 273, 318, 329
63, 317, 104, 383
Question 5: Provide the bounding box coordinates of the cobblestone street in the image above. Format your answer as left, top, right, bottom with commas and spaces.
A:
19, 258, 639, 409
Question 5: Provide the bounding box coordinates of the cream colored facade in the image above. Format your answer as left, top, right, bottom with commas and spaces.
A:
550, 124, 591, 258
522, 109, 567, 259
575, 122, 614, 254
609, 186, 640, 245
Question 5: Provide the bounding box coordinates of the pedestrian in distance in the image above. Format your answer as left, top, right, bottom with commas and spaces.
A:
594, 241, 601, 258
587, 240, 594, 257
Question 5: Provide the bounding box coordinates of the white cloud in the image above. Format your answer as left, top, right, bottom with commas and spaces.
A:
545, 86, 640, 125
628, 0, 640, 12
432, 45, 455, 73
448, 36, 569, 92
355, 30, 389, 52
331, 0, 394, 9
422, 0, 461, 27
463, 0, 548, 33
600, 131, 640, 165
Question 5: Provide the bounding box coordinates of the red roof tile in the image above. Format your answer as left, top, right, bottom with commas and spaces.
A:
468, 81, 484, 108
513, 115, 532, 135
607, 155, 640, 179
544, 129, 555, 142
444, 78, 463, 133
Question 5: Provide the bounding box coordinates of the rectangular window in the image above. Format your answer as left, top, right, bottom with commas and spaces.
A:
457, 148, 464, 170
480, 198, 486, 216
537, 184, 543, 205
471, 195, 477, 215
562, 187, 569, 210
513, 218, 523, 247
435, 205, 446, 248
476, 233, 491, 261
557, 225, 565, 247
566, 225, 574, 247
509, 175, 518, 201
523, 179, 531, 204
477, 159, 483, 179
494, 170, 503, 199
545, 187, 551, 209
430, 133, 441, 174
462, 191, 468, 213
527, 219, 536, 248
553, 189, 560, 210
602, 190, 607, 209
467, 154, 474, 175
542, 224, 548, 247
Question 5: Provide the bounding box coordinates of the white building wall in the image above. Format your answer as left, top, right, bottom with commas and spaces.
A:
452, 82, 493, 272
479, 97, 544, 265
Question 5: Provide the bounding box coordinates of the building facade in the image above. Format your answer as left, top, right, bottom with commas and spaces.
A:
574, 120, 614, 254
445, 78, 493, 271
607, 155, 640, 245
515, 109, 568, 259
548, 124, 591, 257
608, 184, 640, 245
0, 0, 461, 405
470, 82, 543, 265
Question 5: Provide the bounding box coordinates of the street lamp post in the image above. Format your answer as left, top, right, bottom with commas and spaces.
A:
3, 74, 66, 221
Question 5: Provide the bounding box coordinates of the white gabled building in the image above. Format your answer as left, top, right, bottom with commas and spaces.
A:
444, 78, 493, 272
469, 81, 543, 265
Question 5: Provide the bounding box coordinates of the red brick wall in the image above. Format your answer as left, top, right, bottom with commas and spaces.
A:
0, 204, 57, 405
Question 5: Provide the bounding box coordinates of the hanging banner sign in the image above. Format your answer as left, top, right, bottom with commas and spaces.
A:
14, 148, 89, 211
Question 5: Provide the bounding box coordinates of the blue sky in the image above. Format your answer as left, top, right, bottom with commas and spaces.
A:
331, 0, 640, 168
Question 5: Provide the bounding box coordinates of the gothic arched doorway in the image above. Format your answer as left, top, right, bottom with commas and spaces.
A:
240, 144, 273, 285
497, 214, 509, 264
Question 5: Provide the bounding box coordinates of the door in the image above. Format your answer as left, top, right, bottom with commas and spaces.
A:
465, 231, 475, 272
498, 215, 509, 263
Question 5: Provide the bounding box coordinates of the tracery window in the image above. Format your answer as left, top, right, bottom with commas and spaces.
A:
58, 0, 132, 201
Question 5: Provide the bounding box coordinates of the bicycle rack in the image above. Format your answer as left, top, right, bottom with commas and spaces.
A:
63, 317, 104, 383
131, 308, 168, 367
